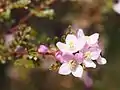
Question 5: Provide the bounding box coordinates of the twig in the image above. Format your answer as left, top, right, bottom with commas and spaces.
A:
10, 13, 32, 33
9, 0, 56, 33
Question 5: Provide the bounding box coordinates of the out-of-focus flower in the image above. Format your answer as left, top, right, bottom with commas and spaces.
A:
58, 53, 83, 78
15, 45, 25, 52
113, 0, 120, 14
81, 71, 93, 88
15, 45, 27, 57
56, 34, 86, 53
6, 66, 20, 80
4, 33, 14, 47
38, 45, 48, 54
0, 8, 3, 13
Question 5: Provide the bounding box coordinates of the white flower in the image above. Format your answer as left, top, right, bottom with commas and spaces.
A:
59, 60, 83, 78
113, 0, 120, 14
77, 29, 99, 46
56, 34, 85, 53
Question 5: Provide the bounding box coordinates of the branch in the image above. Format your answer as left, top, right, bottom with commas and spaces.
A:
9, 0, 56, 33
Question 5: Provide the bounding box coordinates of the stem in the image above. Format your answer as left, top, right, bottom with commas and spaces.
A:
10, 13, 32, 33
9, 0, 56, 33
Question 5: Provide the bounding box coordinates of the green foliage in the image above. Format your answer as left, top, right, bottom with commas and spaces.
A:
0, 9, 11, 20
11, 0, 31, 9
0, 0, 55, 66
30, 9, 55, 19
14, 58, 35, 68
102, 0, 113, 13
0, 24, 40, 67
0, 0, 55, 22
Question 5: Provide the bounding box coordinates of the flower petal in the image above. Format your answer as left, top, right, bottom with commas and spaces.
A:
72, 65, 83, 78
75, 52, 84, 63
97, 57, 107, 65
58, 63, 71, 75
65, 34, 77, 45
87, 33, 99, 45
76, 38, 86, 50
55, 51, 64, 63
56, 42, 69, 52
83, 60, 96, 68
91, 49, 101, 60
62, 52, 74, 62
65, 34, 82, 53
77, 29, 85, 38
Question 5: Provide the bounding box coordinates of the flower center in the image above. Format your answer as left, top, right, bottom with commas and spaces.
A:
85, 36, 89, 40
84, 51, 91, 59
69, 60, 77, 71
69, 41, 74, 48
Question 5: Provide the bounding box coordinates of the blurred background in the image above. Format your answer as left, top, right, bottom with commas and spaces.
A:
0, 0, 120, 90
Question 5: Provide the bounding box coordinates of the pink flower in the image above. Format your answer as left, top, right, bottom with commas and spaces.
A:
56, 29, 107, 78
77, 29, 107, 68
58, 53, 83, 78
38, 45, 48, 54
56, 34, 86, 53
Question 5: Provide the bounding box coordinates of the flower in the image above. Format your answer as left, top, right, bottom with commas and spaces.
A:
58, 53, 83, 78
81, 44, 107, 68
57, 29, 107, 78
77, 29, 99, 46
38, 45, 48, 54
113, 0, 120, 14
4, 33, 14, 47
82, 44, 101, 68
76, 29, 106, 68
56, 34, 86, 53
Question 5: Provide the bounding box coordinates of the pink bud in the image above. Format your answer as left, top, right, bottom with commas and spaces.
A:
38, 45, 48, 54
55, 51, 64, 63
75, 52, 84, 63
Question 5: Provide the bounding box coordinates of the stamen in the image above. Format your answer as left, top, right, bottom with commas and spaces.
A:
84, 51, 91, 59
69, 60, 77, 71
69, 41, 74, 48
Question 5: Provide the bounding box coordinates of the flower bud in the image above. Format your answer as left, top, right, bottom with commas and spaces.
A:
55, 51, 64, 63
38, 45, 48, 54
